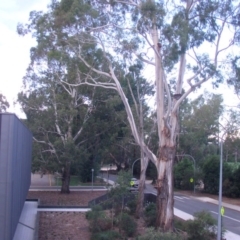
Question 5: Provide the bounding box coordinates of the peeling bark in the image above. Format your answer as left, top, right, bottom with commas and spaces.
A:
156, 146, 175, 231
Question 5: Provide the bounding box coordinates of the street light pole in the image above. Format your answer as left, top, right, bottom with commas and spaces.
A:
132, 158, 140, 176
176, 154, 196, 194
91, 169, 94, 191
217, 141, 223, 240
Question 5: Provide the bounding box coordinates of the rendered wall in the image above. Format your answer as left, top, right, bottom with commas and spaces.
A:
0, 113, 32, 240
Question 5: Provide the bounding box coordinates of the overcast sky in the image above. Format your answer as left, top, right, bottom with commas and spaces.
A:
0, 0, 50, 117
0, 0, 239, 119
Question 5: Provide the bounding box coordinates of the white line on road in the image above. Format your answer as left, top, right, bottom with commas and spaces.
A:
174, 196, 184, 200
176, 209, 240, 240
174, 208, 194, 220
211, 211, 240, 223
174, 196, 186, 202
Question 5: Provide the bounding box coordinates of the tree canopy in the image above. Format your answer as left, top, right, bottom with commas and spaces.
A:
18, 0, 240, 230
0, 93, 9, 112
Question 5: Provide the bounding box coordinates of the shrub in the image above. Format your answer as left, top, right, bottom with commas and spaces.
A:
137, 227, 186, 240
118, 212, 137, 237
174, 159, 194, 190
107, 171, 133, 215
174, 217, 188, 232
203, 155, 231, 195
86, 206, 112, 233
126, 197, 137, 215
223, 166, 240, 198
86, 205, 103, 220
186, 211, 217, 240
144, 202, 156, 227
91, 230, 122, 240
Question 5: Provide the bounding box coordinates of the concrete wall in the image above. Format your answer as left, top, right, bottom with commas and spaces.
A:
0, 113, 32, 240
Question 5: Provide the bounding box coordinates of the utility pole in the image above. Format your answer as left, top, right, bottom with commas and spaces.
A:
91, 169, 94, 192
217, 141, 223, 240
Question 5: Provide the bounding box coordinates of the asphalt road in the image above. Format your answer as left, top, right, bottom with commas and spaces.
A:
174, 193, 240, 235
104, 173, 240, 236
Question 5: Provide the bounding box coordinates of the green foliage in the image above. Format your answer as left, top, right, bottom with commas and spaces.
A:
223, 166, 240, 198
229, 56, 240, 95
137, 227, 186, 240
203, 155, 231, 195
126, 196, 137, 215
186, 211, 217, 240
173, 217, 188, 232
174, 159, 194, 190
144, 202, 156, 227
0, 93, 9, 112
77, 157, 96, 183
91, 230, 122, 240
18, 0, 240, 231
179, 93, 223, 164
232, 166, 240, 197
86, 206, 112, 233
107, 170, 133, 215
86, 205, 103, 220
226, 162, 240, 171
118, 212, 137, 237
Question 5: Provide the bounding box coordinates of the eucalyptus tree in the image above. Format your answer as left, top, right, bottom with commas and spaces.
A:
19, 0, 240, 230
17, 18, 102, 192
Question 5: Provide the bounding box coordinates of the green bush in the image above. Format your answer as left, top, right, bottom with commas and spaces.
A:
203, 155, 232, 195
86, 205, 103, 220
126, 197, 137, 215
118, 212, 137, 237
91, 230, 122, 240
107, 171, 133, 215
186, 211, 217, 240
174, 217, 188, 232
137, 227, 186, 240
86, 206, 112, 233
174, 159, 194, 190
144, 203, 156, 227
223, 166, 240, 198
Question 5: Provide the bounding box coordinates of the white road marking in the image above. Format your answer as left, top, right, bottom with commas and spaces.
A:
175, 196, 190, 200
174, 208, 194, 220
181, 196, 190, 200
174, 196, 184, 202
211, 211, 240, 223
175, 208, 240, 240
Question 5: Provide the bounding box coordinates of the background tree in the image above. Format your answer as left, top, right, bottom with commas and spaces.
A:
0, 93, 9, 112
174, 158, 195, 190
178, 93, 223, 164
203, 155, 231, 195
17, 32, 101, 193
